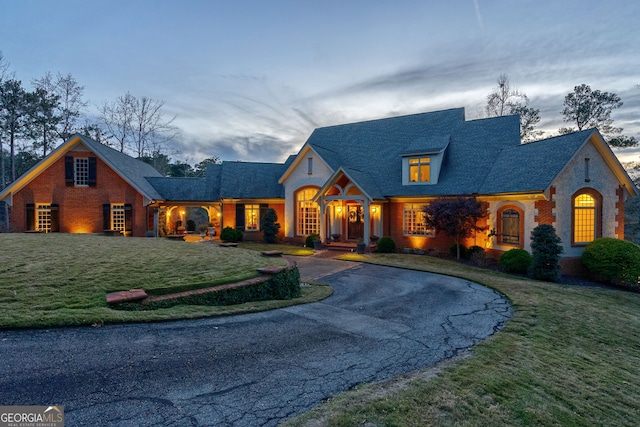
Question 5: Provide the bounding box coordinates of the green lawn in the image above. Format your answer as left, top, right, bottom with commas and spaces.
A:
285, 253, 640, 427
0, 234, 329, 328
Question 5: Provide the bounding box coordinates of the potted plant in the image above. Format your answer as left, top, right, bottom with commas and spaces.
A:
331, 233, 341, 242
370, 235, 379, 243
356, 238, 366, 254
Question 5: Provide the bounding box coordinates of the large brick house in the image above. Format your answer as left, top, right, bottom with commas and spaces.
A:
0, 107, 636, 271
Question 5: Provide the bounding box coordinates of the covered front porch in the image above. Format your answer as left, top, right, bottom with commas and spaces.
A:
313, 170, 384, 244
152, 202, 222, 237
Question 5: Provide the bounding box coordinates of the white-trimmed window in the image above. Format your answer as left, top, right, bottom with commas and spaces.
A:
296, 188, 319, 235
111, 204, 126, 231
409, 157, 430, 183
74, 158, 89, 186
403, 204, 434, 236
36, 204, 52, 233
245, 204, 260, 231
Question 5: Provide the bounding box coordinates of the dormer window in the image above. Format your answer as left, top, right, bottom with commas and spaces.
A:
409, 157, 430, 183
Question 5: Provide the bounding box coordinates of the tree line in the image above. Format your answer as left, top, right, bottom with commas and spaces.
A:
484, 74, 637, 148
0, 51, 218, 190
1, 48, 638, 190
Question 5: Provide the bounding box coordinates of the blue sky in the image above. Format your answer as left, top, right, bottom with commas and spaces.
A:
1, 0, 639, 164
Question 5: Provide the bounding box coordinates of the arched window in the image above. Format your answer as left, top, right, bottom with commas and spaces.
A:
497, 205, 524, 247
572, 189, 602, 245
296, 187, 319, 236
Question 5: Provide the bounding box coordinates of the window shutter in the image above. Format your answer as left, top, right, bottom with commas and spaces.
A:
103, 204, 110, 230
50, 204, 59, 232
124, 204, 132, 232
88, 157, 97, 187
235, 204, 245, 231
65, 156, 74, 186
26, 204, 35, 230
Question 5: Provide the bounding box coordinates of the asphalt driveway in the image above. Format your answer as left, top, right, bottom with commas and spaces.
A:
0, 260, 511, 426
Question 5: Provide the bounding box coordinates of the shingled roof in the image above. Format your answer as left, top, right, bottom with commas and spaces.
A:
0, 134, 166, 202
303, 108, 523, 198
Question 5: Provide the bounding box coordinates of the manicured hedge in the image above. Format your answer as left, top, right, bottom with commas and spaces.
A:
582, 238, 640, 288
112, 266, 301, 310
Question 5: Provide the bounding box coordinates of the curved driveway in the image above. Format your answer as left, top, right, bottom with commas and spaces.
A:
0, 259, 511, 426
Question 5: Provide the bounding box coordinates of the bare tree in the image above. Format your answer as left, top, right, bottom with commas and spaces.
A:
130, 95, 177, 158
99, 92, 135, 152
54, 73, 87, 142
99, 92, 178, 157
486, 74, 543, 142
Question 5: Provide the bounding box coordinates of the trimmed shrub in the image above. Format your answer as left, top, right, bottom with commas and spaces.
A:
376, 236, 396, 253
500, 248, 532, 273
450, 244, 470, 259
305, 234, 320, 248
582, 238, 640, 286
113, 266, 301, 310
528, 224, 563, 282
220, 226, 243, 242
469, 245, 484, 257
260, 208, 281, 243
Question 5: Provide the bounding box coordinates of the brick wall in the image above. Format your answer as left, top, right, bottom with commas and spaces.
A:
10, 150, 148, 236
220, 201, 285, 241
534, 186, 556, 226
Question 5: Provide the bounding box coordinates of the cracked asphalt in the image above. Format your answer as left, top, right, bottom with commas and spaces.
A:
0, 260, 511, 426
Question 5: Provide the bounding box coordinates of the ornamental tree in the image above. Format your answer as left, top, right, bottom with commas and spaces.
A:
260, 207, 280, 244
528, 224, 563, 282
423, 196, 488, 259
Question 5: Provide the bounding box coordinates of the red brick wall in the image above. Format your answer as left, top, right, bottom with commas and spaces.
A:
535, 186, 556, 226
386, 201, 486, 253
10, 150, 148, 236
220, 201, 285, 241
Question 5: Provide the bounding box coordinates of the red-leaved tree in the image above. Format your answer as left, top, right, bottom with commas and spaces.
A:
423, 196, 488, 259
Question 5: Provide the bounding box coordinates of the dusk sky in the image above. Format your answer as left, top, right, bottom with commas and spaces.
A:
1, 0, 639, 164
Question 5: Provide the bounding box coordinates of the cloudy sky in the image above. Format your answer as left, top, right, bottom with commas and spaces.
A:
1, 0, 639, 164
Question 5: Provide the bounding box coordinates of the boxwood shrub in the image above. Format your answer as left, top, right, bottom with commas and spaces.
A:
581, 238, 640, 287
220, 226, 243, 242
499, 248, 532, 273
376, 236, 396, 253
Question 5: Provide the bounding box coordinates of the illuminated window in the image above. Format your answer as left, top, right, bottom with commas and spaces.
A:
111, 204, 126, 231
500, 208, 521, 245
403, 204, 434, 236
296, 188, 319, 236
409, 157, 430, 183
573, 192, 599, 244
36, 204, 52, 233
74, 158, 89, 186
245, 204, 259, 231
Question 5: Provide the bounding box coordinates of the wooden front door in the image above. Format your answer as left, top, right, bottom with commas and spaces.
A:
347, 204, 364, 240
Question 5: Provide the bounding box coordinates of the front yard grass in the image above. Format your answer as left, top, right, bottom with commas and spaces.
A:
0, 234, 329, 329
285, 253, 640, 427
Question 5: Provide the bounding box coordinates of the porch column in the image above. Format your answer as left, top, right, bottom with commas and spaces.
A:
362, 199, 370, 244
319, 198, 327, 243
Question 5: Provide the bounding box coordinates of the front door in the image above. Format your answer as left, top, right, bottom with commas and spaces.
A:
347, 204, 364, 240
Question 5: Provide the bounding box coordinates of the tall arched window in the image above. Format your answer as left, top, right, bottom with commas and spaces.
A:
572, 189, 602, 245
296, 187, 319, 236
